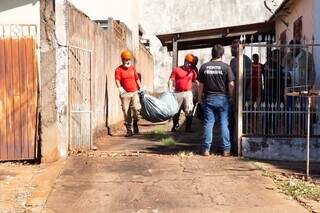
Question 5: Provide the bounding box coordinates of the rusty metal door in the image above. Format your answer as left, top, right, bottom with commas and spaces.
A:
0, 25, 38, 161
68, 46, 92, 151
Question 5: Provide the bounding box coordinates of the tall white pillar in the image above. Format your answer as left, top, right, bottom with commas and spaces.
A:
55, 0, 68, 158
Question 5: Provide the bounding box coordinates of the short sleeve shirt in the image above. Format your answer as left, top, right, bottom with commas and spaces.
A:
230, 54, 252, 78
170, 66, 197, 92
115, 65, 139, 92
198, 60, 235, 96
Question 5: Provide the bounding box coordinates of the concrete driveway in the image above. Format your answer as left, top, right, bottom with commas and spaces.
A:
43, 127, 308, 213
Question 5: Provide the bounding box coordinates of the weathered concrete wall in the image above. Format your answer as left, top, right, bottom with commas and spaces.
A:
139, 0, 281, 92
68, 3, 108, 136
40, 0, 60, 162
242, 137, 320, 162
67, 3, 154, 136
136, 43, 155, 92
40, 1, 139, 161
55, 0, 69, 159
105, 19, 133, 130
67, 4, 113, 137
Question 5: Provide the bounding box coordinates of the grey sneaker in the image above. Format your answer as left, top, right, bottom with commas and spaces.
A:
222, 150, 231, 157
200, 149, 210, 156
125, 130, 133, 137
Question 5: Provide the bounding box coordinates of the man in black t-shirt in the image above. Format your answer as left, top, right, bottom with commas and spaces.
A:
198, 44, 235, 156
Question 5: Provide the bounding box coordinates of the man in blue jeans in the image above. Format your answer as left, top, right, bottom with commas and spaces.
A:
198, 44, 235, 156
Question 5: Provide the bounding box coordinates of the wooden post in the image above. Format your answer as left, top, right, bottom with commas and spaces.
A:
172, 36, 178, 68
236, 45, 244, 156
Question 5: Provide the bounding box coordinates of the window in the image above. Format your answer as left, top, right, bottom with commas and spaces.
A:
293, 16, 303, 42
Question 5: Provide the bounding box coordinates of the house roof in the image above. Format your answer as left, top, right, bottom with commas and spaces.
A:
156, 22, 275, 51
268, 0, 296, 22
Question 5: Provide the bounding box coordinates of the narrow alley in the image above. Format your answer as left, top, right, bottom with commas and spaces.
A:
1, 0, 320, 212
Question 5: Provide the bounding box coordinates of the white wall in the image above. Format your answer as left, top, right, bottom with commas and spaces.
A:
0, 0, 40, 41
0, 0, 40, 26
67, 0, 139, 54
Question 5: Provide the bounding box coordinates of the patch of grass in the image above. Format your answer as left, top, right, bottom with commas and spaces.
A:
252, 162, 264, 170
254, 162, 320, 202
262, 170, 277, 179
177, 151, 194, 157
160, 137, 176, 147
278, 179, 320, 201
153, 126, 165, 134
143, 126, 169, 141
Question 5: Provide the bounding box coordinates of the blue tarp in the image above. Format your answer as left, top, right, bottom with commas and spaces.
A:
139, 92, 179, 122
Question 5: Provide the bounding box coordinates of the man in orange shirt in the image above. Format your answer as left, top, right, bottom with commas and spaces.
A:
169, 54, 197, 132
115, 50, 142, 137
251, 54, 263, 104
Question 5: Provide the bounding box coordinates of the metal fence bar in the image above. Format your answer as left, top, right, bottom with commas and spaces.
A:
237, 45, 244, 156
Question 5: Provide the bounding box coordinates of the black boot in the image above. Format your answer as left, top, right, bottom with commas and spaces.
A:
171, 116, 180, 132
133, 120, 139, 134
185, 116, 193, 133
125, 125, 133, 137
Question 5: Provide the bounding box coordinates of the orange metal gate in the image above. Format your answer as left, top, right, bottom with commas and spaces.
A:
0, 25, 38, 161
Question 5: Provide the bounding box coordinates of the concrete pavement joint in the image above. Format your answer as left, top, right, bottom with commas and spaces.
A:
54, 175, 254, 185
40, 161, 66, 211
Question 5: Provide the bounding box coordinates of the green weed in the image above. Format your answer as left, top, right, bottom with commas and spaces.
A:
278, 180, 320, 200
160, 137, 176, 147
177, 151, 194, 157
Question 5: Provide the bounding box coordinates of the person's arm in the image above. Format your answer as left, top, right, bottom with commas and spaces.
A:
227, 66, 236, 104
192, 69, 197, 82
198, 83, 204, 104
168, 68, 176, 92
228, 81, 235, 104
197, 65, 205, 103
115, 80, 121, 88
133, 68, 142, 91
136, 79, 142, 90
115, 69, 126, 95
168, 79, 175, 92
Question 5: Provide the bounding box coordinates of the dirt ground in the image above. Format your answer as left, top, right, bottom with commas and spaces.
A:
0, 160, 64, 212
0, 120, 318, 212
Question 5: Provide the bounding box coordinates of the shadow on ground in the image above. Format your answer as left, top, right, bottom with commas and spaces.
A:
253, 159, 320, 176
95, 117, 320, 178
95, 117, 206, 155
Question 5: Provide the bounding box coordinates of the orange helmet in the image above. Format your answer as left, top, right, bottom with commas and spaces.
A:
121, 50, 132, 60
185, 54, 194, 63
